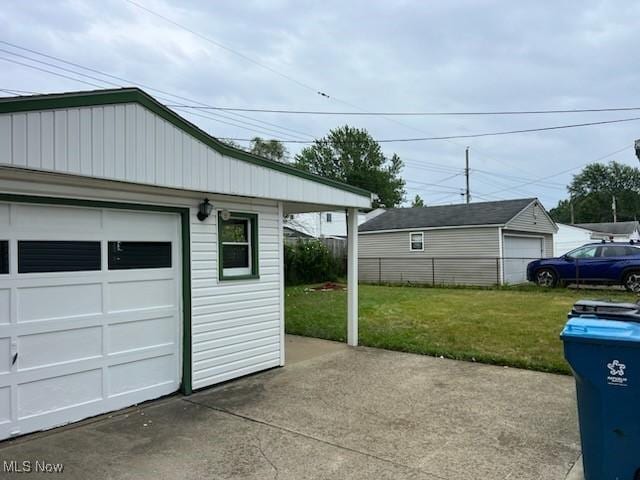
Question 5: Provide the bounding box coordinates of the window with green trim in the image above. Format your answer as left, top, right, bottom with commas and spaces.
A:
219, 212, 259, 280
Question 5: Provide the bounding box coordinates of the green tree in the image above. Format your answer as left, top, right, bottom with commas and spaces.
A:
411, 194, 425, 207
294, 126, 405, 207
250, 137, 288, 162
550, 161, 640, 223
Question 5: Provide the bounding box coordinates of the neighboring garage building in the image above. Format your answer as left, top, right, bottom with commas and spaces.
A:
0, 88, 370, 440
358, 198, 557, 286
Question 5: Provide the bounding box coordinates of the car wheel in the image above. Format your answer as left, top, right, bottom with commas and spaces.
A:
535, 268, 557, 288
623, 271, 640, 293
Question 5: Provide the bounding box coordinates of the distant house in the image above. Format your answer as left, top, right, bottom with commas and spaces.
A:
554, 224, 593, 256
575, 221, 640, 242
553, 221, 640, 256
286, 208, 385, 238
358, 198, 557, 285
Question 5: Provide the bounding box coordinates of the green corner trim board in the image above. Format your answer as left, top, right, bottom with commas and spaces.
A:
0, 88, 371, 199
0, 193, 193, 395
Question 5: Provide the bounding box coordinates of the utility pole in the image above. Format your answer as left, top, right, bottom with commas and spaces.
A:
612, 195, 617, 223
465, 147, 470, 204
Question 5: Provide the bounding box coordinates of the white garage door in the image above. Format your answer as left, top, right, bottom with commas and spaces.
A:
503, 235, 543, 284
0, 201, 181, 440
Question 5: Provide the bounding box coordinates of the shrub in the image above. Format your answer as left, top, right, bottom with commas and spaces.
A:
284, 240, 344, 285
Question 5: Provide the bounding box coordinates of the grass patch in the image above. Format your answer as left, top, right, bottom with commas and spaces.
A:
285, 284, 636, 374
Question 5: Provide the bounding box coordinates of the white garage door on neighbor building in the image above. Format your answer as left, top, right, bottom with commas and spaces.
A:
0, 201, 181, 440
503, 235, 544, 284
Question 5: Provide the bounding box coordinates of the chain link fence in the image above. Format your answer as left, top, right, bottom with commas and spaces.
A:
358, 256, 543, 287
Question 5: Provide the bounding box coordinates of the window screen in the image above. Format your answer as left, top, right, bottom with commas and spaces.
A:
18, 241, 101, 273
0, 241, 7, 274
108, 241, 172, 270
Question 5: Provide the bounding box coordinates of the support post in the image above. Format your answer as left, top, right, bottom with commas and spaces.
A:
347, 208, 359, 346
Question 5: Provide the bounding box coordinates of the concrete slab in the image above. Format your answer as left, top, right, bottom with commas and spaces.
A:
0, 338, 581, 480
192, 345, 581, 480
285, 334, 349, 365
565, 456, 584, 480
0, 397, 440, 479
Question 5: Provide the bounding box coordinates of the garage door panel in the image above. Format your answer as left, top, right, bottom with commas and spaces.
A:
18, 368, 103, 419
0, 289, 9, 324
109, 316, 175, 354
109, 354, 176, 396
18, 327, 103, 370
104, 210, 177, 239
0, 387, 10, 423
0, 204, 8, 225
0, 338, 9, 373
108, 279, 175, 313
17, 283, 103, 322
11, 204, 101, 232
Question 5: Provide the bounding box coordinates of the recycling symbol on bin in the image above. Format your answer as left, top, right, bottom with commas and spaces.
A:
607, 360, 626, 377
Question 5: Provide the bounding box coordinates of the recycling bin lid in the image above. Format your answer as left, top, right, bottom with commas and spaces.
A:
562, 316, 640, 344
571, 300, 640, 323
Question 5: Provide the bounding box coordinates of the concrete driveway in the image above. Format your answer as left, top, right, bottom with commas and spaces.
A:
0, 336, 581, 479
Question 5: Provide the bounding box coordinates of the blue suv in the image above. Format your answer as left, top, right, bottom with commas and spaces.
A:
527, 242, 640, 291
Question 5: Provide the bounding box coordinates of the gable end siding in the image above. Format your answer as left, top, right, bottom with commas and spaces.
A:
505, 202, 556, 234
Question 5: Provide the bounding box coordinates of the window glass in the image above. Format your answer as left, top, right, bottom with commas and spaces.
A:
567, 246, 598, 259
410, 233, 423, 251
627, 247, 640, 256
223, 245, 250, 269
326, 213, 332, 223
221, 219, 248, 243
108, 241, 172, 270
601, 246, 630, 258
18, 241, 101, 273
0, 241, 7, 274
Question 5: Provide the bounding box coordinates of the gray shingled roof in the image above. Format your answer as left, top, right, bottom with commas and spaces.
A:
576, 221, 639, 235
359, 198, 536, 232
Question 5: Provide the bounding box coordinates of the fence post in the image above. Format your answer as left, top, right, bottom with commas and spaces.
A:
378, 257, 382, 284
432, 257, 435, 285
496, 257, 500, 286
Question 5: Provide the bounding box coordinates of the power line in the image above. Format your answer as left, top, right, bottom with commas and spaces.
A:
485, 144, 632, 196
219, 116, 640, 144
123, 0, 326, 97
0, 41, 316, 140
168, 104, 640, 116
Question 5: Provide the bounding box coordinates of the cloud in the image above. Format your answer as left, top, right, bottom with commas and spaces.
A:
1, 0, 638, 208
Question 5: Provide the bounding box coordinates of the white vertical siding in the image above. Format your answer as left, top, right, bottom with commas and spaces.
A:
190, 199, 282, 390
0, 104, 369, 208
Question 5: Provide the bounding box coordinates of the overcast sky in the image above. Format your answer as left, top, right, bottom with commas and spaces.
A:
1, 0, 639, 208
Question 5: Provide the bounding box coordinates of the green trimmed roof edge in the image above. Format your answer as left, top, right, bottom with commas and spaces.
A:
0, 87, 372, 199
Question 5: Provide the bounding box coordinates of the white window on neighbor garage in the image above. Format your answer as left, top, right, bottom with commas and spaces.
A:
410, 232, 424, 251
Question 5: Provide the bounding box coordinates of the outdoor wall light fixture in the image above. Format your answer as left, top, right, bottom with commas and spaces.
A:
197, 198, 213, 221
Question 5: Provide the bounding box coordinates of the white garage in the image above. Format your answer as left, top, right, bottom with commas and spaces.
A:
0, 201, 182, 439
0, 87, 371, 440
503, 235, 544, 284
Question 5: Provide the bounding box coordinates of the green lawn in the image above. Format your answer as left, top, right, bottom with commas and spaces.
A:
285, 284, 637, 374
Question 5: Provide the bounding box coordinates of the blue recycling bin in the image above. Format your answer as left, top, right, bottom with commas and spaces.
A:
562, 300, 640, 480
